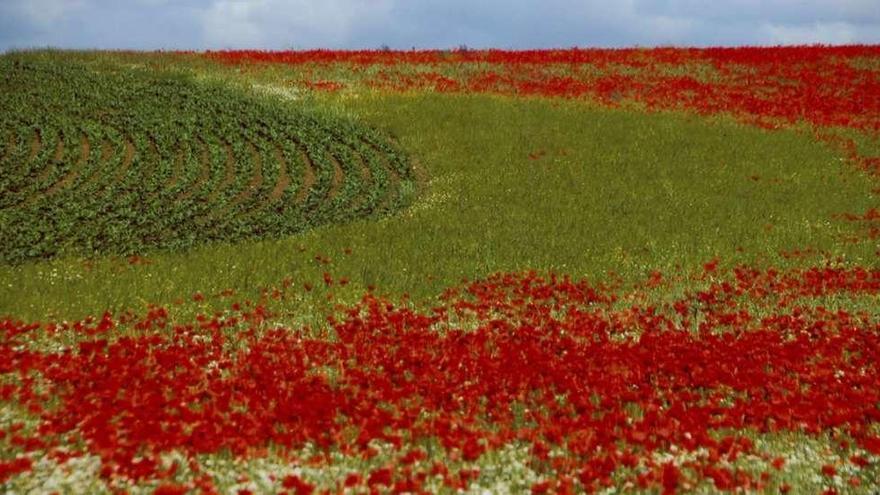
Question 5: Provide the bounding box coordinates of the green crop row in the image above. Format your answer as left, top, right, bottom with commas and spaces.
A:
0, 55, 417, 264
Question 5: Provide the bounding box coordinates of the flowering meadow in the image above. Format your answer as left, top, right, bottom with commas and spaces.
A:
205, 46, 880, 133
2, 47, 880, 493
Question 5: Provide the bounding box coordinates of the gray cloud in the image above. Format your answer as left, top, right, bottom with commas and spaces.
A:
1, 0, 878, 51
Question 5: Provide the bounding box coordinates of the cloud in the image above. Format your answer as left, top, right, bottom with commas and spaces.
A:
200, 1, 265, 47
0, 0, 879, 51
9, 0, 87, 26
200, 0, 397, 48
761, 21, 877, 45
0, 0, 85, 49
634, 0, 880, 24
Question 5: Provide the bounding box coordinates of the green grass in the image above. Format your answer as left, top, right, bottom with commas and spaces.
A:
1, 88, 876, 321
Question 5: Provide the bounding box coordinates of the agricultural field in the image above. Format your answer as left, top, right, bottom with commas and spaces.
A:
1, 46, 880, 494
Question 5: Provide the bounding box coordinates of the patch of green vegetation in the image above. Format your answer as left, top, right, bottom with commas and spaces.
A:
0, 53, 415, 264
1, 83, 876, 320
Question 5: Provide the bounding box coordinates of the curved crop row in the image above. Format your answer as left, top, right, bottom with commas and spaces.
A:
0, 56, 416, 263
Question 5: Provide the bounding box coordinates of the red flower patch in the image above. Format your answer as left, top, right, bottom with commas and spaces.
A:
204, 47, 880, 133
1, 265, 880, 491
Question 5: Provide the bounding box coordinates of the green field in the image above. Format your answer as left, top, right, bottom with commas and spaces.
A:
0, 52, 877, 322
2, 51, 880, 494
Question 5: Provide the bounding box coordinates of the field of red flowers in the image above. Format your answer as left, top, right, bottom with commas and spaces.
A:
2, 47, 880, 493
3, 264, 880, 493
206, 46, 880, 134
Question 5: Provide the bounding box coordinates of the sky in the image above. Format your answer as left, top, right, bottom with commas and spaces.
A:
1, 0, 879, 52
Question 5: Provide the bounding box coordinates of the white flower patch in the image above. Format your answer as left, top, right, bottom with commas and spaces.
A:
2, 454, 106, 495
463, 443, 540, 494
251, 84, 301, 102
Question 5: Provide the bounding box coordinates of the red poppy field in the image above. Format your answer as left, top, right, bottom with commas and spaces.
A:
2, 47, 880, 493
206, 46, 880, 134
